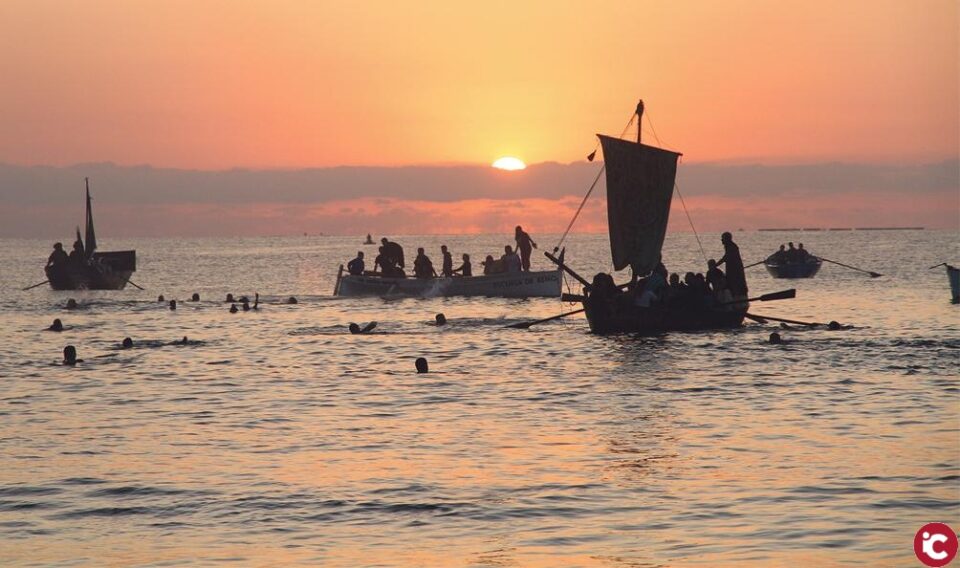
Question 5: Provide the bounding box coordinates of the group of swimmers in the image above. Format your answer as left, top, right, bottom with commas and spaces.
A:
347, 226, 539, 279
766, 242, 815, 264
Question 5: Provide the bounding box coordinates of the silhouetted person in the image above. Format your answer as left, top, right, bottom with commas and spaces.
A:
380, 237, 405, 269
349, 322, 377, 334
65, 298, 78, 310
415, 357, 429, 373
347, 251, 365, 275
769, 244, 787, 263
515, 226, 538, 272
122, 337, 133, 349
413, 247, 437, 278
158, 295, 165, 302
786, 242, 798, 262
798, 243, 810, 260
501, 246, 522, 273
47, 242, 68, 267
717, 232, 748, 297
365, 233, 374, 244
453, 254, 472, 277
287, 296, 298, 304
229, 303, 238, 313
242, 300, 250, 311
435, 313, 447, 326
178, 336, 189, 345
238, 296, 249, 303
49, 318, 64, 332
253, 293, 259, 310
191, 293, 200, 301
226, 293, 235, 303
440, 245, 453, 277
482, 255, 499, 275
68, 239, 84, 266
169, 300, 177, 310
63, 345, 81, 365
768, 332, 783, 345
706, 259, 725, 292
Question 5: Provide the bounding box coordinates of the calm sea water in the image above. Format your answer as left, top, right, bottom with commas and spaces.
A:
0, 230, 957, 567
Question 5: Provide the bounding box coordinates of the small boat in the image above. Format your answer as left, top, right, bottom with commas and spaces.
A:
764, 257, 822, 278
44, 179, 136, 290
546, 100, 748, 335
335, 268, 562, 298
947, 264, 959, 303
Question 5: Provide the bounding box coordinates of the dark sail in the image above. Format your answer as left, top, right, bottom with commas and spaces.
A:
84, 179, 97, 258
599, 134, 681, 274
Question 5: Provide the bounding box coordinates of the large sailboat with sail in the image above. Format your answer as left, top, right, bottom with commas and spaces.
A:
44, 179, 137, 290
546, 100, 750, 334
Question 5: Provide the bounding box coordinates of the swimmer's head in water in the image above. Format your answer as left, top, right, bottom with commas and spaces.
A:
49, 318, 63, 331
435, 313, 447, 326
349, 323, 361, 334
191, 293, 200, 301
415, 357, 429, 374
169, 300, 177, 310
768, 332, 783, 345
226, 293, 235, 303
229, 303, 238, 313
122, 337, 133, 349
63, 345, 78, 365
65, 299, 78, 310
158, 295, 165, 302
287, 296, 298, 304
242, 301, 250, 311
827, 321, 841, 330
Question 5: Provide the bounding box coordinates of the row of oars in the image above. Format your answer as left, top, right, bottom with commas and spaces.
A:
22, 279, 145, 291
744, 256, 881, 278
509, 288, 803, 329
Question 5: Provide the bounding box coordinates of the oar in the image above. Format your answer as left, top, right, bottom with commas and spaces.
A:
929, 262, 947, 270
717, 288, 796, 306
745, 260, 766, 269
127, 280, 145, 290
747, 312, 822, 327
818, 257, 881, 278
508, 308, 585, 329
22, 280, 49, 291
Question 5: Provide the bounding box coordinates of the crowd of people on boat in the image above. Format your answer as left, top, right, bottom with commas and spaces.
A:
346, 226, 538, 279
766, 242, 815, 264
591, 232, 748, 310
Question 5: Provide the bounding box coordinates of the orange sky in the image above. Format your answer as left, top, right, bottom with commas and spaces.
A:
0, 0, 956, 169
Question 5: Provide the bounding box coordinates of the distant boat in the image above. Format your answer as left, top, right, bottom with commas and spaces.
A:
948, 264, 959, 303
364, 233, 375, 245
44, 179, 136, 290
546, 100, 748, 334
335, 267, 561, 298
764, 256, 822, 279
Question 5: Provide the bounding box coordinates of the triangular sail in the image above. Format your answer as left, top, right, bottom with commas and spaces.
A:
84, 178, 97, 258
599, 134, 681, 274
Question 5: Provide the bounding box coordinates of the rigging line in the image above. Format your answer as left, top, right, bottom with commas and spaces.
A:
554, 112, 637, 252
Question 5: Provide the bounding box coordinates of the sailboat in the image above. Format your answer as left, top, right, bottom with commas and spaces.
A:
546, 100, 749, 334
44, 179, 137, 290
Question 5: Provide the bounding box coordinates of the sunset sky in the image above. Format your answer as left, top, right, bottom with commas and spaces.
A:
0, 0, 956, 235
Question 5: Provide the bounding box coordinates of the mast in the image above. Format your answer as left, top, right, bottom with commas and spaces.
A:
84, 178, 97, 258
636, 99, 644, 144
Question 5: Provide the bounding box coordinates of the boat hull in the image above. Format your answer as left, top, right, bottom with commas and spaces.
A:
948, 264, 959, 303
764, 259, 822, 279
45, 250, 136, 291
583, 298, 748, 335
336, 269, 562, 298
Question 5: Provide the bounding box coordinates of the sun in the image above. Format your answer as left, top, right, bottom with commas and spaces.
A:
492, 156, 526, 171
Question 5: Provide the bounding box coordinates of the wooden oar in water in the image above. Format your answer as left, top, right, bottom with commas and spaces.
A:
22, 280, 49, 291
717, 288, 796, 306
508, 308, 585, 329
746, 312, 823, 327
744, 260, 766, 269
929, 262, 947, 270
818, 257, 881, 278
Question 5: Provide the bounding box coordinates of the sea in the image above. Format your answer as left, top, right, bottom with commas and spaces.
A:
0, 230, 957, 567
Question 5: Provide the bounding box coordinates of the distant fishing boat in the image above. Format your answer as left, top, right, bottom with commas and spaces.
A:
44, 179, 136, 290
335, 267, 561, 298
546, 100, 748, 334
764, 256, 822, 278
948, 264, 959, 303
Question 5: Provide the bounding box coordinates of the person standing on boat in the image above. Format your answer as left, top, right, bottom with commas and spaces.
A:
380, 237, 405, 269
413, 247, 438, 278
440, 245, 454, 277
501, 246, 522, 273
514, 226, 537, 272
717, 232, 748, 298
347, 251, 365, 275
47, 242, 68, 267
453, 253, 472, 277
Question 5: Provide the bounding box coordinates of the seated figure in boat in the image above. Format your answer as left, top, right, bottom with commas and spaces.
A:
413, 247, 438, 279
452, 253, 472, 277
68, 239, 85, 266
347, 251, 365, 275
47, 242, 68, 267
785, 242, 799, 263
635, 262, 667, 307
797, 243, 810, 260
500, 246, 522, 273
440, 245, 454, 277
380, 237, 405, 269
374, 246, 405, 278
706, 259, 726, 292
767, 245, 787, 264
482, 255, 503, 275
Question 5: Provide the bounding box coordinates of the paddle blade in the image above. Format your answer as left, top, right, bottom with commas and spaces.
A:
758, 289, 796, 302
869, 272, 882, 278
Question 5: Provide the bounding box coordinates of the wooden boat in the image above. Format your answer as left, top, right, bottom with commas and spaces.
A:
44, 179, 136, 290
546, 100, 747, 335
948, 264, 959, 303
335, 268, 562, 298
764, 257, 822, 278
